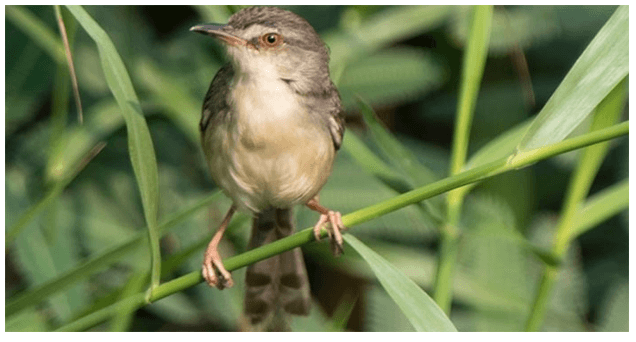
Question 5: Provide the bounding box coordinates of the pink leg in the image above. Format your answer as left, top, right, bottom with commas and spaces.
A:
306, 198, 345, 256
202, 205, 236, 289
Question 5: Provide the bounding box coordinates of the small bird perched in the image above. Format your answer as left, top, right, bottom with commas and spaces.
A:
191, 6, 345, 327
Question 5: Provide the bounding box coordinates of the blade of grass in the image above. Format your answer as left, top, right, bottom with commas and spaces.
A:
6, 5, 66, 64
525, 78, 626, 331
65, 5, 161, 296
344, 235, 456, 331
517, 5, 628, 151
436, 5, 493, 314
54, 121, 627, 331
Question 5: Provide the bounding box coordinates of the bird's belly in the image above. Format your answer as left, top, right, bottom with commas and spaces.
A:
204, 87, 334, 212
208, 125, 334, 212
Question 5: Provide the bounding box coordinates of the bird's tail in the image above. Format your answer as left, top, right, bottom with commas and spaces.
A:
243, 208, 310, 330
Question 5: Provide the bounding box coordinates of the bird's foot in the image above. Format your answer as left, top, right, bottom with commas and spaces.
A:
312, 210, 345, 257
202, 246, 234, 289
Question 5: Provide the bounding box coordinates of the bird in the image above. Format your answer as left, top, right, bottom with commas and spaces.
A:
191, 6, 346, 328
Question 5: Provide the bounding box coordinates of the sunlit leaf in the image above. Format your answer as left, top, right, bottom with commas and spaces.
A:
517, 6, 628, 151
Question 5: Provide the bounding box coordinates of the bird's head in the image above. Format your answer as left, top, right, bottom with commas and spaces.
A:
191, 6, 331, 90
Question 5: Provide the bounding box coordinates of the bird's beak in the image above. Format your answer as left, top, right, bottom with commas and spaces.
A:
190, 24, 249, 48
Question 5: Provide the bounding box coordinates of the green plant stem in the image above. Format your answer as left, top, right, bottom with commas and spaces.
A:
55, 121, 628, 331
437, 5, 493, 313
524, 80, 626, 331
432, 225, 460, 311
525, 265, 558, 332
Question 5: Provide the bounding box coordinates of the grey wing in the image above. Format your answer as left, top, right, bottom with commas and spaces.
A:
326, 83, 345, 151
200, 64, 234, 133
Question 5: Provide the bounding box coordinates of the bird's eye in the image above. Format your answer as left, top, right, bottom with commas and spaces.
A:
261, 33, 283, 47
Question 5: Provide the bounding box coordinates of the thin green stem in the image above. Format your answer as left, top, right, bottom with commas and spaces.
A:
55, 121, 628, 331
437, 5, 493, 313
432, 225, 460, 310
525, 266, 558, 332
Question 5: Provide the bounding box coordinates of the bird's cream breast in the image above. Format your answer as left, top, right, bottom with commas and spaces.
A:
208, 75, 334, 212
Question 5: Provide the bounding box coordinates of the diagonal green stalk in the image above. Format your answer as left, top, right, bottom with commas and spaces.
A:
55, 121, 628, 331
435, 5, 493, 313
524, 79, 626, 331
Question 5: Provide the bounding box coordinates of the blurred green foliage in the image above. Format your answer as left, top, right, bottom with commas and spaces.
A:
5, 5, 627, 331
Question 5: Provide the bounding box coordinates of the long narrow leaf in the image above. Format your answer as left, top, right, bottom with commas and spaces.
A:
517, 5, 628, 151
344, 235, 456, 331
570, 179, 628, 240
65, 5, 161, 291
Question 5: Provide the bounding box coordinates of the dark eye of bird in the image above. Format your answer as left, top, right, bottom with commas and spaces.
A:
261, 33, 282, 47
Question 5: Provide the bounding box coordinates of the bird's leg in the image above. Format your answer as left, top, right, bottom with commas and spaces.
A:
202, 204, 237, 289
306, 197, 344, 256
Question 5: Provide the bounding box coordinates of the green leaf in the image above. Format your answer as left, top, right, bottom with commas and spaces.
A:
344, 234, 457, 332
5, 5, 66, 64
65, 5, 161, 290
5, 191, 222, 319
135, 58, 200, 145
325, 5, 451, 68
517, 5, 628, 151
339, 48, 443, 109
